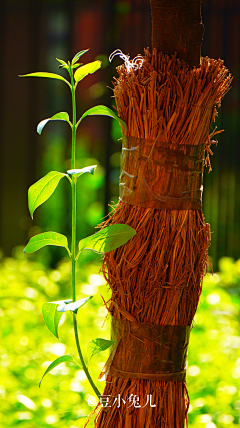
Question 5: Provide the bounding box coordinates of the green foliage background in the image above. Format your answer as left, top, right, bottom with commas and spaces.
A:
1, 251, 240, 427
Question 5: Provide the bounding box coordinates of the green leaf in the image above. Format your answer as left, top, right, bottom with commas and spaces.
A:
37, 112, 71, 135
42, 302, 63, 339
56, 59, 69, 70
67, 165, 97, 178
87, 338, 115, 361
24, 232, 70, 254
51, 299, 72, 305
19, 72, 70, 87
78, 224, 136, 254
39, 355, 79, 387
57, 296, 93, 314
58, 64, 69, 70
56, 58, 67, 66
72, 63, 82, 69
28, 171, 67, 218
77, 105, 127, 131
74, 61, 101, 84
42, 299, 72, 338
71, 49, 89, 65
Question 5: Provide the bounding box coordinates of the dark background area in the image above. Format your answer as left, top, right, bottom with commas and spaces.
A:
0, 0, 239, 268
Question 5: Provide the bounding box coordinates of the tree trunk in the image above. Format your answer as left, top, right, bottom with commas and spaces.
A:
150, 0, 204, 67
93, 2, 231, 428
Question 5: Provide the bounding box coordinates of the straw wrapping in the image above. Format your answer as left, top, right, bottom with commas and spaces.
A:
120, 135, 205, 209
109, 317, 190, 381
91, 49, 232, 428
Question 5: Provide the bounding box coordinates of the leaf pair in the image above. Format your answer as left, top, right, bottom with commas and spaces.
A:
19, 61, 101, 89
42, 297, 115, 355
19, 49, 101, 90
24, 224, 136, 258
56, 49, 89, 70
39, 337, 115, 387
42, 297, 92, 339
37, 105, 127, 136
40, 295, 115, 388
57, 48, 102, 84
20, 60, 101, 88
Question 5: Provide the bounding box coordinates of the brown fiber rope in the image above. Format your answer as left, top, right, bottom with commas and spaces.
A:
120, 135, 205, 209
87, 50, 232, 428
108, 318, 190, 382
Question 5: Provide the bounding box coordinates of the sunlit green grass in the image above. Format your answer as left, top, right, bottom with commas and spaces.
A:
1, 251, 240, 427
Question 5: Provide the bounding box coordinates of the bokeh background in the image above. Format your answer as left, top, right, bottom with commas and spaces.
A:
0, 0, 240, 427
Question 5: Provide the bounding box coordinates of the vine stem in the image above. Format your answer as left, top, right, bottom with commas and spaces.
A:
70, 69, 77, 302
73, 314, 101, 398
69, 66, 101, 399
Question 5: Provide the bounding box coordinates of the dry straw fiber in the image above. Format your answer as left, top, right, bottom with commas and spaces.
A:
91, 49, 232, 428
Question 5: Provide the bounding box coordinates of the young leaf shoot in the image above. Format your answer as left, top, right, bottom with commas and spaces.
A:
21, 50, 134, 402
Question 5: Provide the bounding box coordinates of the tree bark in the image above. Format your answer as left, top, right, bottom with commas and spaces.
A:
150, 0, 204, 67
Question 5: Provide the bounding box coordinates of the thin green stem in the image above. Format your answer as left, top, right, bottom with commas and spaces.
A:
73, 313, 101, 398
70, 68, 77, 302
69, 66, 101, 400
70, 77, 76, 170
71, 178, 76, 301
